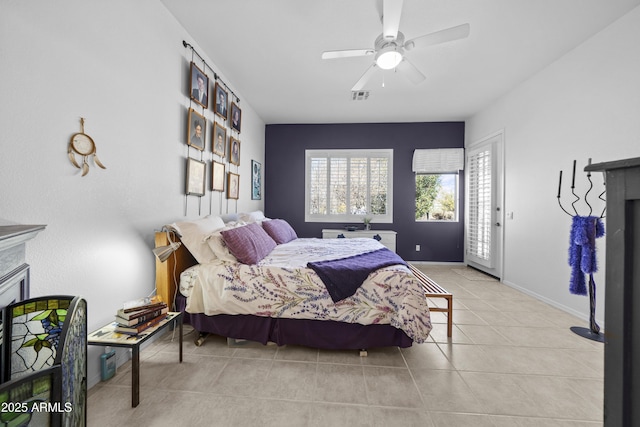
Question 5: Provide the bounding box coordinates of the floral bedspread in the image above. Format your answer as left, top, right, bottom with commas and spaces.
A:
180, 238, 432, 343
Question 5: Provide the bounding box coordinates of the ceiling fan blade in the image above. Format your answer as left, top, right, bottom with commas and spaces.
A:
352, 64, 378, 91
397, 58, 426, 85
382, 0, 403, 40
404, 23, 470, 51
322, 49, 375, 60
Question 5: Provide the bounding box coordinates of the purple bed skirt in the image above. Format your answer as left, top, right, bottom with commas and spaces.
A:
176, 294, 413, 350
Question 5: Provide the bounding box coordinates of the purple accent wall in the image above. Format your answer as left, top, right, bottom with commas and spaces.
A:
264, 122, 465, 262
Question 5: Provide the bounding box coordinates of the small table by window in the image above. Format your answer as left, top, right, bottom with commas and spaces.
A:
88, 311, 183, 407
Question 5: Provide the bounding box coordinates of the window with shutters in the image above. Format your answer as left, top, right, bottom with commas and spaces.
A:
305, 149, 393, 223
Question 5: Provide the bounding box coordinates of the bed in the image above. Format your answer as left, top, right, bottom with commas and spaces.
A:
154, 213, 432, 351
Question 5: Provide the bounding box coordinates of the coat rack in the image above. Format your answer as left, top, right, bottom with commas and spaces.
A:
557, 158, 606, 342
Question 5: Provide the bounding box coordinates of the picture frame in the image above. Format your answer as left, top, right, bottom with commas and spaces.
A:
211, 160, 225, 192
227, 172, 240, 199
189, 62, 209, 109
212, 122, 226, 157
214, 82, 228, 120
230, 102, 242, 133
186, 158, 206, 196
251, 160, 261, 200
187, 108, 206, 151
229, 137, 240, 166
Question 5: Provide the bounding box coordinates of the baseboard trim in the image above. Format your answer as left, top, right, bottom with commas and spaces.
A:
501, 279, 605, 329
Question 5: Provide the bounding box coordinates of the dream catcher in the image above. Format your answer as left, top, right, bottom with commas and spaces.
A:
68, 117, 106, 176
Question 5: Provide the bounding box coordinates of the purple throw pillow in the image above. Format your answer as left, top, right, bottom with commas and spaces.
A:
220, 222, 277, 264
262, 219, 298, 245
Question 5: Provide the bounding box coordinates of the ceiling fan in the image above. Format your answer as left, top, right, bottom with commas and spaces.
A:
321, 0, 470, 91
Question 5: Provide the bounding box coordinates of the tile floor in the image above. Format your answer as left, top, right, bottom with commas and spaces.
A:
87, 265, 604, 426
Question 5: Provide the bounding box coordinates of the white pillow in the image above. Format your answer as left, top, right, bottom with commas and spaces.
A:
169, 215, 225, 264
220, 213, 239, 223
238, 210, 267, 223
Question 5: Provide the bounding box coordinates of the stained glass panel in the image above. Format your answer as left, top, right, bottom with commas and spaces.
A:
7, 297, 73, 380
0, 365, 60, 426
57, 297, 87, 427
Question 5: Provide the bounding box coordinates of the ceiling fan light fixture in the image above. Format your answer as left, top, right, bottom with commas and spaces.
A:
375, 46, 403, 70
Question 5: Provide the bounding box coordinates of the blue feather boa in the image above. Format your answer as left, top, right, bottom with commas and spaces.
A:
568, 216, 605, 295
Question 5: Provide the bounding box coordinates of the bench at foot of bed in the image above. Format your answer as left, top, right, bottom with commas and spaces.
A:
408, 264, 453, 337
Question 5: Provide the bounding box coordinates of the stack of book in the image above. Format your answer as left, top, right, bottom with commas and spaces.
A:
114, 299, 168, 335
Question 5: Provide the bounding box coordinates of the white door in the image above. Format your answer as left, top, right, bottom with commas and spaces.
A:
466, 131, 504, 279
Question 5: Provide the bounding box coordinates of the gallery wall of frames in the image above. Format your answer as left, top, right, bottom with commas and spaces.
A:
182, 41, 260, 216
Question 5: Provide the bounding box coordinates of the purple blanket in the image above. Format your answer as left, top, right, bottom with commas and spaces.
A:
307, 248, 407, 303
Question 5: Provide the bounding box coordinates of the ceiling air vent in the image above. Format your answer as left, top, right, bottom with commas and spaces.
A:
351, 91, 370, 101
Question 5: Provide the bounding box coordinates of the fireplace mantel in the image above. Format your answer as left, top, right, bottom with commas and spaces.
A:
0, 223, 46, 306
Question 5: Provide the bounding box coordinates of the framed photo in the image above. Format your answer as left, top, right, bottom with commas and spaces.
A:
227, 172, 239, 200
251, 160, 261, 200
229, 137, 240, 166
186, 158, 206, 196
211, 160, 225, 192
212, 122, 226, 157
190, 62, 209, 108
187, 109, 206, 151
230, 102, 242, 133
214, 82, 228, 120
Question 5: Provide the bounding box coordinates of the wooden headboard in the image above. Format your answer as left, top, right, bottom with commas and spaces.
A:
155, 231, 197, 310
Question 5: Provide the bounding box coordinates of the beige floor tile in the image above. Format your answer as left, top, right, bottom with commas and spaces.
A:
489, 415, 603, 426
363, 366, 423, 408
451, 309, 488, 325
401, 342, 455, 370
158, 354, 229, 392
307, 403, 371, 427
461, 371, 603, 421
360, 346, 407, 367
411, 368, 486, 413
275, 344, 319, 362
493, 325, 600, 349
366, 406, 434, 426
257, 360, 318, 400
456, 324, 510, 345
429, 324, 474, 344
456, 297, 501, 312
318, 348, 365, 365
213, 357, 274, 397
430, 411, 496, 427
437, 343, 502, 372
314, 364, 368, 405
474, 310, 526, 326
88, 265, 604, 426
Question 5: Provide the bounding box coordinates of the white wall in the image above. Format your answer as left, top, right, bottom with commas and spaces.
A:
466, 6, 640, 324
0, 0, 265, 387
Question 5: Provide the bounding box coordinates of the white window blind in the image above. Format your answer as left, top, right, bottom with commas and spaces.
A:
412, 148, 464, 173
467, 147, 493, 265
305, 149, 393, 223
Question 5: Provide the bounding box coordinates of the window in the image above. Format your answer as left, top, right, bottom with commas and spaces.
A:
412, 148, 463, 222
305, 149, 393, 223
415, 174, 459, 221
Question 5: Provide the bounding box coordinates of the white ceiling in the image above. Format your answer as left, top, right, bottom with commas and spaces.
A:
161, 0, 640, 124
